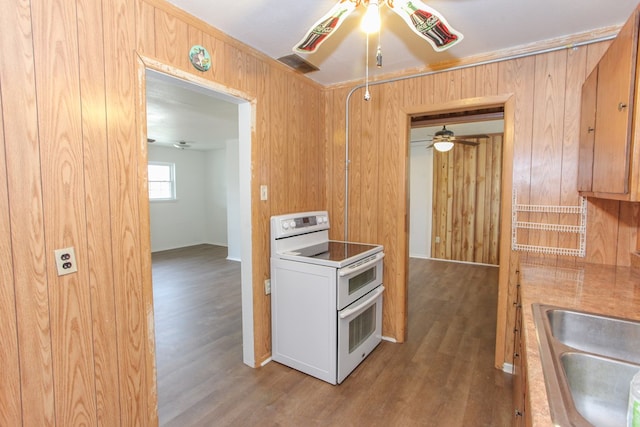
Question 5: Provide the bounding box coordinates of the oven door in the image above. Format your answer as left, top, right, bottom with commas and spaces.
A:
337, 285, 384, 384
337, 251, 384, 310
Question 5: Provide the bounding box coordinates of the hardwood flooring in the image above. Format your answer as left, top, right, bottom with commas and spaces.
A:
152, 245, 512, 427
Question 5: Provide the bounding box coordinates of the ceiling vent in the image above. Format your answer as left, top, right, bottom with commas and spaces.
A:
277, 54, 319, 74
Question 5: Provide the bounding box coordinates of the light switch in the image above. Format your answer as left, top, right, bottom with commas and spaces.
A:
260, 185, 268, 201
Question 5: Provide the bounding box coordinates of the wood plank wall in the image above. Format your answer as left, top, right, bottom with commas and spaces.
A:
431, 135, 503, 264
325, 39, 640, 346
1, 0, 637, 424
0, 0, 325, 424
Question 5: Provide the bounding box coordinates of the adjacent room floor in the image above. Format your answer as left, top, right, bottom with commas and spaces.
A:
152, 244, 512, 426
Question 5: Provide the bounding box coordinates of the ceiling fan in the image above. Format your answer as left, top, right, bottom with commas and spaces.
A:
420, 126, 489, 152
173, 141, 194, 150
294, 0, 463, 54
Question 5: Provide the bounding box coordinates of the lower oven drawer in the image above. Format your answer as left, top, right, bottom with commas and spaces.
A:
337, 285, 384, 384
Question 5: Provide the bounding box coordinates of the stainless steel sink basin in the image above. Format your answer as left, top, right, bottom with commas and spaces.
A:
532, 304, 640, 427
561, 353, 638, 427
547, 308, 640, 364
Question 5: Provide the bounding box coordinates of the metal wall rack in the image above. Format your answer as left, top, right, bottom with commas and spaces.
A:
511, 190, 587, 257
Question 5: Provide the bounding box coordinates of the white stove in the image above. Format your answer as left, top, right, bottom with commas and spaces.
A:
270, 211, 384, 384
271, 211, 381, 268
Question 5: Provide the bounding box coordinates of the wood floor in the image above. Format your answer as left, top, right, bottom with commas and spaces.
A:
152, 245, 512, 427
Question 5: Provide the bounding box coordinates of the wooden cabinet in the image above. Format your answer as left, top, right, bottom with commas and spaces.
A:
577, 67, 598, 192
511, 269, 526, 426
512, 280, 533, 427
578, 6, 640, 200
509, 253, 532, 427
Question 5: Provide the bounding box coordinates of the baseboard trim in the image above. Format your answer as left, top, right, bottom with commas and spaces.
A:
410, 256, 499, 268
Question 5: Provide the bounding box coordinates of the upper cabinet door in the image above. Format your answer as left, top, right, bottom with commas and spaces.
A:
578, 67, 598, 193
591, 11, 639, 194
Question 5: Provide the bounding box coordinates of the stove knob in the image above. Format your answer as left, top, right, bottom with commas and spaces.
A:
289, 220, 296, 229
282, 221, 289, 230
322, 216, 328, 223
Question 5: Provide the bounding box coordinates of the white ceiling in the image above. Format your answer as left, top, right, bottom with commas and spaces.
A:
147, 0, 639, 151
146, 69, 240, 150
165, 0, 639, 86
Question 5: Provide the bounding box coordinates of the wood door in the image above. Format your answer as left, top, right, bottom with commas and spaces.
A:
592, 10, 638, 194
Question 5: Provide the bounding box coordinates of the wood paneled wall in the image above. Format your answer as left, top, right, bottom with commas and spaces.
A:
1, 0, 637, 423
0, 0, 324, 424
431, 135, 503, 264
324, 39, 639, 357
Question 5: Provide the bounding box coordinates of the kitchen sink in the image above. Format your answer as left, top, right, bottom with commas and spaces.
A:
562, 353, 638, 427
532, 304, 640, 427
547, 308, 640, 364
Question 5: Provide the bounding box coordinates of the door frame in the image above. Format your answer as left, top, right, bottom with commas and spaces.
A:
134, 55, 257, 377
400, 94, 515, 369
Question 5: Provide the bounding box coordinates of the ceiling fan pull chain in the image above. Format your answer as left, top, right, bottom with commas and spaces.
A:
376, 29, 382, 67
364, 33, 371, 101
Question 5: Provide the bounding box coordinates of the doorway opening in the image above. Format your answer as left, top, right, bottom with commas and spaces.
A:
140, 65, 256, 422
138, 58, 255, 412
401, 96, 514, 371
408, 108, 505, 265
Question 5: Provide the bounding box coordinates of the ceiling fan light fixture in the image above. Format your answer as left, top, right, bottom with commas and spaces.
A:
173, 141, 191, 150
361, 0, 381, 34
434, 125, 454, 140
433, 141, 454, 152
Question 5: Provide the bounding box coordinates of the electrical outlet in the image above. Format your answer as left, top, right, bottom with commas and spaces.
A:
265, 279, 271, 295
54, 247, 78, 276
435, 236, 441, 243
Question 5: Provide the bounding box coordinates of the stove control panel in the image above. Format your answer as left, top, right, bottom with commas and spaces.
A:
271, 211, 329, 239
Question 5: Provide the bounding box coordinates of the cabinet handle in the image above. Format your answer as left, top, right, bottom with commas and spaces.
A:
515, 409, 523, 417
514, 352, 519, 358
618, 102, 628, 111
587, 126, 594, 133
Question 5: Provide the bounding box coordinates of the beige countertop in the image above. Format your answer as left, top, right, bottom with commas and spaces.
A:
518, 257, 640, 426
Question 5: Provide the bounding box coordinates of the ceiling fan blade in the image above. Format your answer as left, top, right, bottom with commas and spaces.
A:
457, 134, 490, 139
455, 139, 480, 146
389, 0, 463, 52
293, 1, 357, 54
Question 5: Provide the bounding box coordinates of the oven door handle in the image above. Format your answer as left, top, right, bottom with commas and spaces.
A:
338, 286, 384, 320
338, 252, 385, 277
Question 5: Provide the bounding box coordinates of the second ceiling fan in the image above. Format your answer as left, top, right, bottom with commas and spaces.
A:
425, 126, 489, 152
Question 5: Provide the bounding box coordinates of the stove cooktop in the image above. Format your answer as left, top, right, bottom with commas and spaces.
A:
281, 240, 382, 267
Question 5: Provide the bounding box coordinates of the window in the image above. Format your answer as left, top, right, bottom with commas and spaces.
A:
148, 162, 176, 200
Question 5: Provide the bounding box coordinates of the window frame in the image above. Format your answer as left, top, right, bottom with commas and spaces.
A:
147, 161, 176, 201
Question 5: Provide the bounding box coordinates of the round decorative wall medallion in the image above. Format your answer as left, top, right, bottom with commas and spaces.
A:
189, 45, 211, 72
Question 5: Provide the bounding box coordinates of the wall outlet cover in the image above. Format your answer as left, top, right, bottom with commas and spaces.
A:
54, 247, 78, 276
